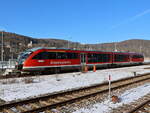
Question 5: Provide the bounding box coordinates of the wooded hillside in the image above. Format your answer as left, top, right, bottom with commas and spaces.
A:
0, 31, 149, 60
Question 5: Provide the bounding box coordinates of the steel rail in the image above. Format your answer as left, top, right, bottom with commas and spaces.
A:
0, 63, 150, 79
128, 100, 150, 113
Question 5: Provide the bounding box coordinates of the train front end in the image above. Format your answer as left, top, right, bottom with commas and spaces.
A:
16, 47, 53, 72
16, 50, 33, 70
16, 48, 45, 71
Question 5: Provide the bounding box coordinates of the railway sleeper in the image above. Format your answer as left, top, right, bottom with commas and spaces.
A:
144, 106, 150, 111
47, 99, 61, 104
45, 109, 52, 113
56, 97, 68, 101
3, 109, 16, 113
39, 100, 50, 106
47, 99, 59, 104
139, 109, 149, 113
63, 95, 76, 99
16, 105, 28, 112
29, 103, 40, 109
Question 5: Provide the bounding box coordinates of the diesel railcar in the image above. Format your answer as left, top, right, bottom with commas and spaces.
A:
16, 47, 144, 73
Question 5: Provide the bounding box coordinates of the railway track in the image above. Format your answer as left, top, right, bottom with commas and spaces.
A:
128, 100, 150, 113
0, 73, 150, 113
0, 63, 150, 79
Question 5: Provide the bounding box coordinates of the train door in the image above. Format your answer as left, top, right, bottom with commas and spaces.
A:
80, 53, 86, 65
80, 53, 87, 71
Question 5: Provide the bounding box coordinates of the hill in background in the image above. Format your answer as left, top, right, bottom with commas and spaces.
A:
0, 31, 149, 60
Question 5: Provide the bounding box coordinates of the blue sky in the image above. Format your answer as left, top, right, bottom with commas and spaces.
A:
0, 0, 150, 44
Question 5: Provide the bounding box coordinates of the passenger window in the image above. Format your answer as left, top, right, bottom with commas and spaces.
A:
57, 52, 67, 59
49, 52, 56, 59
132, 55, 143, 59
114, 54, 129, 62
32, 52, 49, 59
88, 53, 110, 63
32, 52, 78, 60
67, 53, 78, 59
56, 52, 78, 59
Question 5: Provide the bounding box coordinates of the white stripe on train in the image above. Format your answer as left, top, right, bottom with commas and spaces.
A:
23, 62, 142, 69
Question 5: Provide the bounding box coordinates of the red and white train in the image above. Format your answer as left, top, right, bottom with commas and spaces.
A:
16, 47, 144, 73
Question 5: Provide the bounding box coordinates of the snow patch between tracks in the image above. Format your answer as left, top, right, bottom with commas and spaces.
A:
73, 83, 150, 113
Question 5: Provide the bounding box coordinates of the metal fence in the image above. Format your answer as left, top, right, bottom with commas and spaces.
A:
0, 59, 17, 69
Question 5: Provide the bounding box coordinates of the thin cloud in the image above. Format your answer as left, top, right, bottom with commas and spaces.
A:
111, 9, 150, 29
129, 9, 150, 21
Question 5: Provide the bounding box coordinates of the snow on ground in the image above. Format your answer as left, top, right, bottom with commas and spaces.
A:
0, 65, 150, 102
73, 83, 150, 113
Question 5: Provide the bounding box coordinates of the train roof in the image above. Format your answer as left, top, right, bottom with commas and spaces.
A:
25, 47, 143, 55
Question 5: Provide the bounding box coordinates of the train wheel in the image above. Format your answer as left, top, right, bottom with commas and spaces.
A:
32, 72, 42, 75
55, 67, 60, 74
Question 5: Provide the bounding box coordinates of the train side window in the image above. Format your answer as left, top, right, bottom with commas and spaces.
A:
92, 54, 98, 63
132, 55, 143, 59
67, 53, 78, 59
87, 54, 92, 63
100, 54, 110, 62
88, 53, 99, 63
114, 54, 129, 62
140, 55, 144, 58
56, 52, 67, 59
33, 52, 79, 60
56, 52, 78, 59
32, 52, 50, 59
49, 52, 57, 59
88, 53, 110, 63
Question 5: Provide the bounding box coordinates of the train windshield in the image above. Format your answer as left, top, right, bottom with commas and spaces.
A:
17, 47, 43, 64
17, 51, 32, 64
